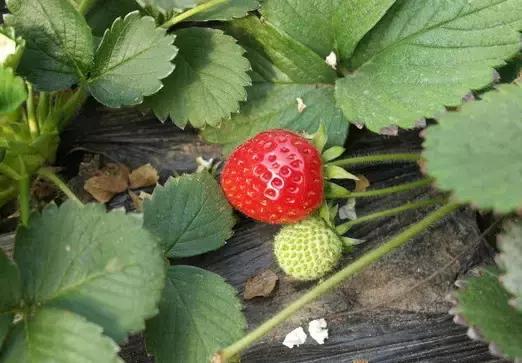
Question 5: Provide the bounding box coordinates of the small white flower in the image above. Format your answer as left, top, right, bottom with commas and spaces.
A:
325, 51, 337, 70
282, 327, 307, 348
296, 97, 307, 113
0, 33, 16, 65
196, 156, 214, 172
308, 318, 328, 344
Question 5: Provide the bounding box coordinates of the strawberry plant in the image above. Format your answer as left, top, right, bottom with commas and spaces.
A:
0, 0, 521, 362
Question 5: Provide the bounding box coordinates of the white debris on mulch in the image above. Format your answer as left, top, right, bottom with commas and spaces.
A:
308, 318, 329, 344
282, 327, 307, 348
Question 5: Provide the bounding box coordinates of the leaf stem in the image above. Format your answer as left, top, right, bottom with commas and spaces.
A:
161, 0, 227, 28
0, 164, 22, 180
78, 0, 98, 15
26, 83, 39, 139
335, 196, 447, 235
345, 177, 434, 199
216, 202, 460, 362
331, 153, 421, 167
37, 168, 82, 205
18, 173, 30, 226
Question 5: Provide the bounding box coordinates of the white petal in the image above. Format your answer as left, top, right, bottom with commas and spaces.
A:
308, 319, 328, 344
0, 33, 16, 65
282, 327, 307, 348
325, 51, 337, 70
296, 97, 307, 113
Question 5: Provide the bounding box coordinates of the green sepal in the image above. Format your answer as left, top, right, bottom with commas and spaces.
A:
325, 165, 359, 180
322, 146, 345, 162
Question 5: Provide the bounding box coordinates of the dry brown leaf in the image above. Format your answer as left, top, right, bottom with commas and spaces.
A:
355, 175, 370, 193
243, 270, 278, 300
84, 163, 129, 203
129, 163, 159, 189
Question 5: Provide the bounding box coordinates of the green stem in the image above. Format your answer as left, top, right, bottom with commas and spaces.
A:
78, 0, 98, 15
37, 168, 82, 205
18, 174, 30, 226
346, 177, 434, 199
44, 88, 88, 132
331, 153, 421, 167
26, 83, 39, 138
0, 184, 17, 208
36, 92, 50, 130
216, 202, 460, 362
161, 0, 227, 28
336, 196, 447, 235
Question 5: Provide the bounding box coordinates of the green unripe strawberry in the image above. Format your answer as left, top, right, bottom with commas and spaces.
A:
274, 216, 343, 280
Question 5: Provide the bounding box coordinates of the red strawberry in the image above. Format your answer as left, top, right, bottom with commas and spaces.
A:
221, 129, 324, 224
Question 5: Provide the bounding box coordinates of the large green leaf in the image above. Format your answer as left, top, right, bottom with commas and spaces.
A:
0, 67, 26, 114
5, 0, 94, 91
0, 308, 122, 363
453, 269, 522, 360
147, 27, 250, 128
335, 0, 522, 131
145, 265, 246, 363
261, 0, 396, 62
137, 0, 259, 20
201, 16, 349, 151
497, 221, 522, 311
423, 84, 522, 213
143, 172, 235, 257
88, 12, 177, 108
86, 0, 141, 37
0, 250, 20, 311
14, 202, 165, 342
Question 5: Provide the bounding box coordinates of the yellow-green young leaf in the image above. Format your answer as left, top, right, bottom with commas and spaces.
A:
423, 84, 522, 213
325, 181, 351, 199
0, 250, 20, 312
143, 172, 235, 257
0, 308, 122, 363
201, 16, 349, 153
145, 265, 246, 363
0, 67, 26, 114
137, 0, 259, 20
147, 28, 250, 128
497, 221, 522, 311
261, 0, 396, 62
336, 0, 522, 132
5, 0, 94, 91
0, 26, 25, 69
14, 202, 165, 342
452, 269, 522, 360
88, 12, 177, 108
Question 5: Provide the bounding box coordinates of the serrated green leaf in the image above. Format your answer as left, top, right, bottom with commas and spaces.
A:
88, 12, 177, 108
145, 265, 246, 363
143, 172, 235, 257
497, 221, 522, 311
0, 26, 25, 69
335, 0, 522, 131
454, 269, 522, 360
0, 313, 12, 348
261, 0, 396, 62
0, 250, 20, 312
5, 0, 94, 91
0, 67, 26, 114
0, 308, 122, 363
201, 16, 349, 152
137, 0, 259, 20
423, 84, 522, 213
86, 0, 141, 37
147, 27, 250, 128
14, 201, 165, 342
